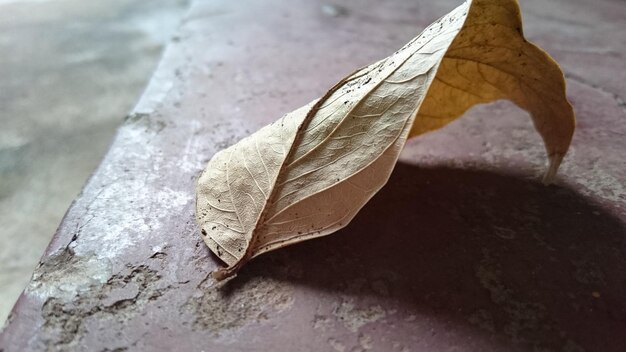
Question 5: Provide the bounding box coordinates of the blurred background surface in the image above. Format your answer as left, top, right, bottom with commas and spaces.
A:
0, 0, 188, 322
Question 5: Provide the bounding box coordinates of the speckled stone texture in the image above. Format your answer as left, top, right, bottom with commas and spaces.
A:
1, 0, 624, 351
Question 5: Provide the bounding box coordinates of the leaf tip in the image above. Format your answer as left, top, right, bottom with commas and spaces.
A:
211, 261, 245, 282
211, 267, 238, 282
542, 153, 564, 185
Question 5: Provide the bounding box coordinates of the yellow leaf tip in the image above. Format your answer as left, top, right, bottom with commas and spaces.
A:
542, 153, 564, 185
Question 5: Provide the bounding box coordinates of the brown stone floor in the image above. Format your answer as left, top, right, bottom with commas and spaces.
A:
1, 0, 625, 351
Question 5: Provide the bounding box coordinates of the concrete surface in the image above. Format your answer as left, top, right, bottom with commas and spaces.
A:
0, 0, 187, 322
1, 0, 625, 351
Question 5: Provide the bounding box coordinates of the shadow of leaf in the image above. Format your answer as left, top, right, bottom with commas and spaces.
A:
231, 164, 626, 351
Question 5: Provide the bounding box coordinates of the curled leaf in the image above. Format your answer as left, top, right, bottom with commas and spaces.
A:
196, 0, 575, 280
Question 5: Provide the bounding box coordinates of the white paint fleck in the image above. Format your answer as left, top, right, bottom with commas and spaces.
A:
70, 125, 193, 260
313, 314, 335, 332
27, 252, 111, 301
358, 333, 373, 350
328, 337, 346, 352
333, 299, 387, 332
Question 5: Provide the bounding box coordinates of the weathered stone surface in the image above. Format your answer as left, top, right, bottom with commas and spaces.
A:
0, 0, 188, 322
1, 0, 624, 351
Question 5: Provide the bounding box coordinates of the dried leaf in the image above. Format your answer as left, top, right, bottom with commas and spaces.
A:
196, 0, 575, 280
411, 0, 575, 182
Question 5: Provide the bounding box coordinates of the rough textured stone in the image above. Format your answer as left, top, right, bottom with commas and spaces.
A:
1, 0, 624, 351
0, 0, 188, 322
